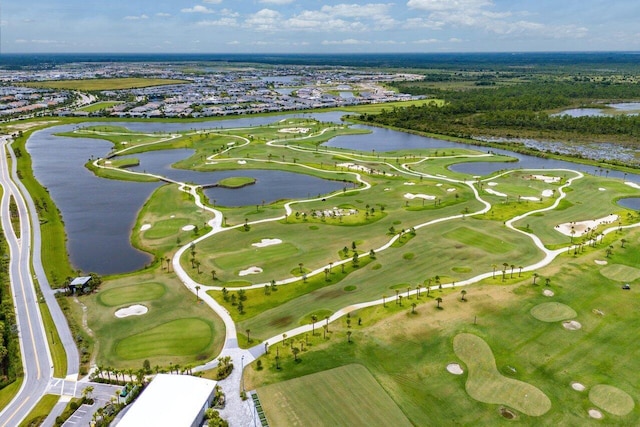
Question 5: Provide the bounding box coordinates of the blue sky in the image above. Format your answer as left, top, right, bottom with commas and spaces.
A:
3, 0, 639, 53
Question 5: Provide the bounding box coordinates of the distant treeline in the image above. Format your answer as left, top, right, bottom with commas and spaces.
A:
366, 81, 640, 141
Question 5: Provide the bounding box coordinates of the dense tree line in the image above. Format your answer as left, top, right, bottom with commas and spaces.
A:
367, 81, 640, 144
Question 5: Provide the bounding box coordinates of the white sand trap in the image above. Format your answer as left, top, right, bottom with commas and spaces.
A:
384, 188, 391, 191
279, 127, 310, 134
337, 163, 372, 173
532, 174, 561, 183
588, 409, 603, 419
403, 182, 416, 186
555, 214, 618, 237
520, 196, 540, 201
227, 141, 236, 146
594, 260, 608, 265
487, 182, 499, 186
404, 193, 436, 200
239, 266, 263, 276
572, 382, 586, 391
182, 224, 195, 231
237, 160, 247, 165
436, 183, 443, 187
563, 320, 582, 330
625, 181, 640, 189
541, 189, 554, 197
447, 188, 456, 192
140, 224, 152, 231
485, 188, 507, 197
599, 188, 606, 191
252, 238, 282, 248
104, 160, 112, 165
115, 305, 148, 318
446, 363, 464, 375
543, 289, 555, 297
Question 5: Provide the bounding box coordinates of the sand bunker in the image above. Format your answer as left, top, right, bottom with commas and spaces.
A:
520, 196, 540, 201
599, 188, 606, 191
447, 188, 456, 192
237, 160, 247, 165
487, 182, 498, 187
572, 382, 586, 391
239, 266, 263, 276
541, 189, 554, 197
140, 224, 152, 231
555, 214, 618, 237
404, 193, 436, 200
252, 238, 282, 248
594, 260, 608, 265
446, 363, 464, 375
403, 182, 416, 186
278, 127, 310, 134
436, 183, 443, 187
182, 224, 195, 231
563, 320, 582, 330
337, 163, 371, 173
531, 174, 561, 184
624, 181, 640, 189
115, 305, 148, 318
588, 409, 603, 419
543, 289, 554, 297
485, 188, 507, 197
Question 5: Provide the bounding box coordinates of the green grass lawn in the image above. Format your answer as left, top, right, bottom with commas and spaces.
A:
257, 364, 412, 427
18, 394, 60, 427
76, 101, 122, 112
216, 176, 256, 188
98, 282, 166, 307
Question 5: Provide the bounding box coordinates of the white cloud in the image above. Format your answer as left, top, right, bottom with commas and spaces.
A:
124, 14, 149, 20
414, 38, 440, 44
181, 5, 215, 14
198, 17, 239, 27
227, 40, 241, 45
156, 13, 171, 17
244, 9, 282, 31
203, 0, 223, 3
407, 0, 492, 12
259, 0, 295, 4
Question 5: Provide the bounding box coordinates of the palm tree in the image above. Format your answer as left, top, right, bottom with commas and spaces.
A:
82, 385, 94, 401
398, 295, 403, 306
382, 294, 386, 307
533, 273, 539, 285
545, 278, 550, 286
518, 266, 523, 277
311, 315, 317, 335
510, 264, 515, 279
621, 238, 627, 248
298, 263, 304, 274
194, 259, 201, 274
395, 289, 400, 304
411, 302, 417, 314
502, 263, 508, 282
461, 289, 467, 301
292, 346, 300, 361
211, 269, 217, 281
195, 285, 201, 301
347, 331, 352, 343
282, 333, 287, 346
606, 245, 613, 258
324, 268, 330, 281
491, 264, 497, 279
246, 329, 251, 343
323, 324, 328, 339
436, 297, 443, 308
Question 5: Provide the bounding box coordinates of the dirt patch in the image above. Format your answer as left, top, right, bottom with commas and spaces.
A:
500, 407, 517, 420
593, 309, 605, 316
315, 289, 346, 300
269, 315, 293, 327
563, 320, 582, 330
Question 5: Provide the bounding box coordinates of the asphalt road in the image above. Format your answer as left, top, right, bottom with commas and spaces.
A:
0, 135, 79, 426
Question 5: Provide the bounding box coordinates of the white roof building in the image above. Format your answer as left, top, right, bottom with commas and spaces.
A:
116, 374, 217, 427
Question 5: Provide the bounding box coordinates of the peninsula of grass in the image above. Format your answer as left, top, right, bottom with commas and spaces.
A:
216, 176, 256, 189
39, 300, 67, 378
22, 77, 189, 91
76, 101, 122, 113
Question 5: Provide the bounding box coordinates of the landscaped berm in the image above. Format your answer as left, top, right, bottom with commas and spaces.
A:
256, 364, 412, 427
453, 333, 551, 417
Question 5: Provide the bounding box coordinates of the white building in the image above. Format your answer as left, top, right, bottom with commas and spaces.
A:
116, 374, 217, 427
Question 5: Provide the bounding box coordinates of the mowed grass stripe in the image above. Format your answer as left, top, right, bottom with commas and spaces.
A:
453, 333, 551, 416
114, 318, 213, 360
257, 364, 412, 427
22, 77, 189, 91
98, 282, 166, 307
443, 226, 513, 254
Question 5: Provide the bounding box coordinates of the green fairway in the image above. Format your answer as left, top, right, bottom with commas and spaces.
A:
589, 384, 635, 416
453, 333, 551, 417
114, 318, 213, 360
97, 282, 166, 307
530, 302, 577, 322
22, 77, 189, 91
443, 226, 514, 254
217, 176, 256, 188
76, 101, 122, 112
257, 364, 412, 427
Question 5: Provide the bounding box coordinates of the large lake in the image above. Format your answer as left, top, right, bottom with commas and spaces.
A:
27, 112, 640, 275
